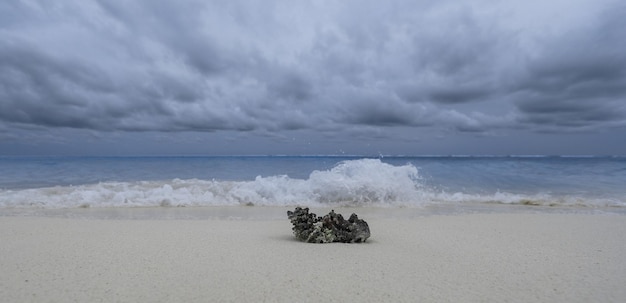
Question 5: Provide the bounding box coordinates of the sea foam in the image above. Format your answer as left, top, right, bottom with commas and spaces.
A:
0, 159, 624, 209
0, 159, 419, 208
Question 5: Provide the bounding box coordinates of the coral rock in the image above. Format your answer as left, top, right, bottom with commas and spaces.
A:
287, 207, 370, 243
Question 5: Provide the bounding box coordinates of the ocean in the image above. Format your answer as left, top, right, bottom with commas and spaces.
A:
1, 156, 625, 212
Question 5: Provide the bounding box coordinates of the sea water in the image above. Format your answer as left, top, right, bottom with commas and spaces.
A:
0, 156, 625, 211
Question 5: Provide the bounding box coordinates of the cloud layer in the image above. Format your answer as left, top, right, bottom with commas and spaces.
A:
1, 0, 625, 154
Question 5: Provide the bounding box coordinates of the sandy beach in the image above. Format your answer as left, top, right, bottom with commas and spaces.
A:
1, 208, 625, 302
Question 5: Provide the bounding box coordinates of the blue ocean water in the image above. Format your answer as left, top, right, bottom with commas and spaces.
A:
0, 156, 625, 209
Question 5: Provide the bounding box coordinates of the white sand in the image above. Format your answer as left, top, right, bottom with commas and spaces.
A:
1, 210, 625, 302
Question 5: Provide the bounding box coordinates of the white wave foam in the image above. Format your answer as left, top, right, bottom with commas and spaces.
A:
1, 159, 624, 209
0, 159, 420, 208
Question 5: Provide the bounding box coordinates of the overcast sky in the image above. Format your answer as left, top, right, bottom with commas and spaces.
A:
1, 0, 625, 156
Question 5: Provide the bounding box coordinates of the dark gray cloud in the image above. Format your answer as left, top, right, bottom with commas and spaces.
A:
511, 3, 626, 131
1, 0, 625, 155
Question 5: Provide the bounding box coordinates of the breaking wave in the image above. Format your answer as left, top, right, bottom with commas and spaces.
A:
0, 159, 624, 209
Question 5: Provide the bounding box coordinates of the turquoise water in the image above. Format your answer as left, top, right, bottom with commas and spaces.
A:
1, 156, 625, 209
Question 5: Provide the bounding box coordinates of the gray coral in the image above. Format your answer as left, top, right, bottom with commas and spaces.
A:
287, 207, 370, 243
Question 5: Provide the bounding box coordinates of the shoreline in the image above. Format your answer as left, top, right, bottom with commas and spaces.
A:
2, 203, 625, 220
1, 210, 625, 302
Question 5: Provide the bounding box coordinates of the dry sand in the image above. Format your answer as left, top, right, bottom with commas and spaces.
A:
1, 209, 625, 302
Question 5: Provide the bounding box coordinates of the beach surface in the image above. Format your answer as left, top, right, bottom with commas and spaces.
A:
1, 208, 625, 302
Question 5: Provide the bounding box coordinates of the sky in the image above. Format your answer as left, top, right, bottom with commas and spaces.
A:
1, 0, 625, 156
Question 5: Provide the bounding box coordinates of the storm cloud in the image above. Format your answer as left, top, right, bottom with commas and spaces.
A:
1, 0, 625, 155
